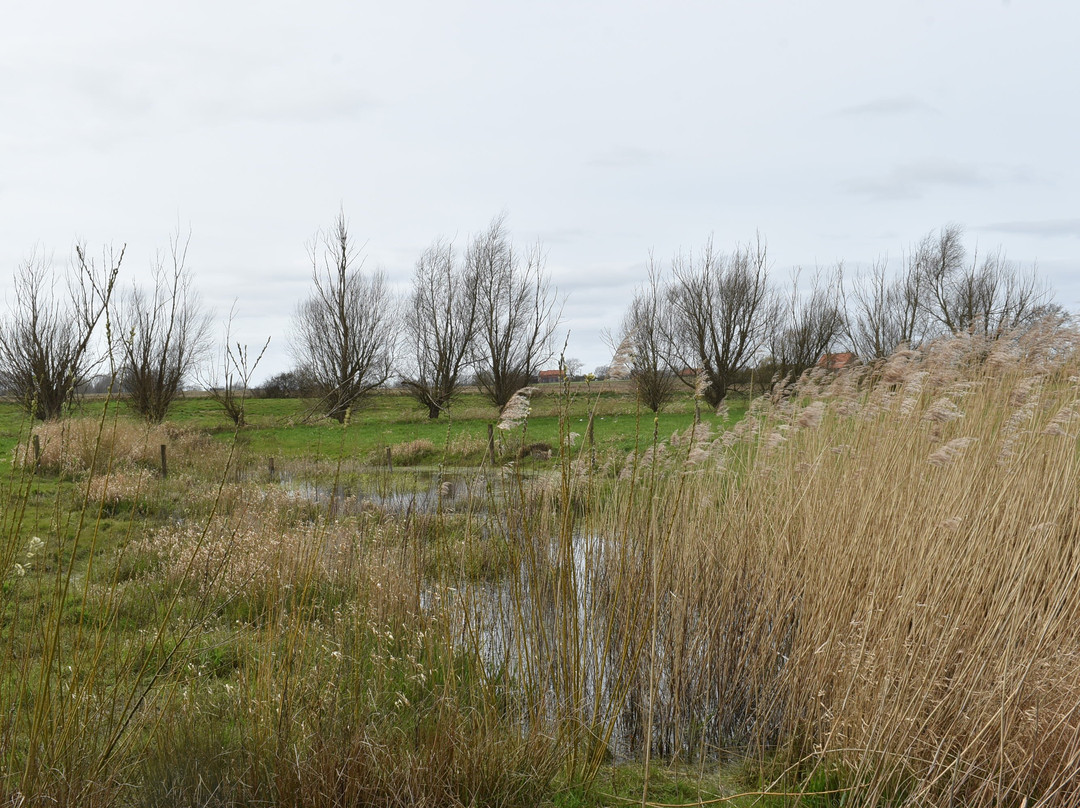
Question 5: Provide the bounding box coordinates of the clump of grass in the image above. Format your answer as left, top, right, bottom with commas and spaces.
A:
127, 486, 560, 806
390, 437, 438, 465
83, 467, 158, 514
14, 416, 217, 476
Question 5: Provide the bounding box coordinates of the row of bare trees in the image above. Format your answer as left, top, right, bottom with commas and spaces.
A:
1, 219, 1056, 425
0, 211, 557, 427
290, 211, 559, 422
844, 224, 1054, 359
617, 225, 1057, 411
0, 231, 226, 424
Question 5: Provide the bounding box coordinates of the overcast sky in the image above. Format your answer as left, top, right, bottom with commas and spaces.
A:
2, 0, 1078, 383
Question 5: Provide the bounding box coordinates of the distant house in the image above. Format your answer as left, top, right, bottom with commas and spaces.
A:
537, 369, 563, 384
816, 352, 858, 371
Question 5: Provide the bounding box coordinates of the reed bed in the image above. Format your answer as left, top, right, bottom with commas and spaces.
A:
549, 322, 1080, 805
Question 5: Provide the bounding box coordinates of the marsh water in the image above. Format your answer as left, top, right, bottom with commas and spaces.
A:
269, 465, 497, 515
275, 465, 744, 759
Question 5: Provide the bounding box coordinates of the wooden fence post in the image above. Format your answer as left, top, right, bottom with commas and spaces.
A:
32, 435, 41, 467
386, 446, 393, 472
487, 424, 496, 463
160, 444, 168, 479
268, 456, 275, 479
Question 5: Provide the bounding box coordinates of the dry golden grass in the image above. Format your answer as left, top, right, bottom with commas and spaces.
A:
565, 322, 1080, 805
84, 467, 157, 511
14, 416, 218, 476
390, 437, 438, 464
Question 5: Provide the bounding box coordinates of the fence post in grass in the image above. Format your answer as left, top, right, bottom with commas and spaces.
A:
487, 423, 496, 463
32, 434, 41, 467
268, 456, 275, 480
160, 444, 168, 479
386, 446, 393, 472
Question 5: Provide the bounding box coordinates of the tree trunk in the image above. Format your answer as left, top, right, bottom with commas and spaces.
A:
704, 377, 727, 409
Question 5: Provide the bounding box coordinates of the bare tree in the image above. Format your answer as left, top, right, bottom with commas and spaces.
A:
199, 306, 270, 426
917, 225, 970, 335
470, 215, 559, 410
562, 357, 584, 380
844, 254, 927, 360
771, 265, 847, 380
291, 211, 397, 422
845, 226, 1054, 359
619, 258, 679, 412
114, 229, 213, 423
918, 225, 1049, 338
664, 236, 776, 408
0, 244, 122, 420
401, 238, 478, 419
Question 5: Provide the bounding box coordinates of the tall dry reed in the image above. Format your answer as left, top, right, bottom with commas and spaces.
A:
547, 322, 1080, 805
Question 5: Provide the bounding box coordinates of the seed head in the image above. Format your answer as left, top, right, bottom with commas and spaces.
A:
497, 388, 536, 430
927, 437, 976, 467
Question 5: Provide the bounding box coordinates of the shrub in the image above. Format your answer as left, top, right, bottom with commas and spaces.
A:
256, 367, 318, 399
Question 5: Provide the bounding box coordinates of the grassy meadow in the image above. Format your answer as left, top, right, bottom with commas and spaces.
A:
2, 338, 1080, 807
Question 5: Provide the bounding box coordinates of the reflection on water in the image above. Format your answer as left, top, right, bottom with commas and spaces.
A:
281, 466, 638, 751
267, 465, 766, 760
276, 467, 494, 515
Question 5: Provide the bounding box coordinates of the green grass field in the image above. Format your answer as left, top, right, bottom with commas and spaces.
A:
0, 381, 746, 472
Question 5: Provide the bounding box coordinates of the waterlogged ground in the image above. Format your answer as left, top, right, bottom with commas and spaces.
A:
15, 341, 1080, 807
275, 466, 504, 515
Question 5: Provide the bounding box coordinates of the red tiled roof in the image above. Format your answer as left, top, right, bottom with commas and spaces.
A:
816, 352, 857, 371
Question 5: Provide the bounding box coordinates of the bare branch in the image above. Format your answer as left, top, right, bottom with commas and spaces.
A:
619, 253, 679, 412
771, 264, 846, 380
199, 303, 270, 426
663, 235, 777, 407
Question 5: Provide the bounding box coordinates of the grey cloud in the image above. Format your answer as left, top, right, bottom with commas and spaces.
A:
67, 67, 161, 119
49, 44, 379, 135
842, 159, 993, 201
981, 219, 1080, 239
835, 96, 939, 117
192, 90, 379, 127
550, 260, 645, 287
550, 262, 644, 317
587, 147, 662, 169
535, 227, 590, 245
